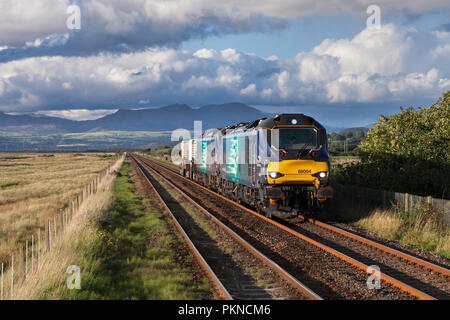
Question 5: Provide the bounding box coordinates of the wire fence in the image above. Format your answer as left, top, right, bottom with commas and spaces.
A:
0, 157, 121, 300
332, 183, 450, 225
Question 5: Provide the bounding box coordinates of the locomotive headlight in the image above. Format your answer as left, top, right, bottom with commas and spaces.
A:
319, 171, 327, 178
269, 171, 285, 179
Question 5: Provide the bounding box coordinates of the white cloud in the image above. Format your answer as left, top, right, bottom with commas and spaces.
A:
194, 48, 218, 59
0, 0, 69, 46
36, 109, 118, 121
261, 88, 273, 98
0, 0, 286, 51
1, 0, 449, 52
0, 25, 449, 112
240, 83, 257, 96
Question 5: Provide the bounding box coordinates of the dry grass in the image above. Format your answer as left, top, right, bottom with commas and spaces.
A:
5, 155, 208, 300
353, 206, 450, 258
7, 155, 125, 299
0, 153, 118, 263
354, 209, 405, 240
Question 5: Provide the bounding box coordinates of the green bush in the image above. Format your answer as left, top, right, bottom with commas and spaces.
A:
332, 91, 450, 199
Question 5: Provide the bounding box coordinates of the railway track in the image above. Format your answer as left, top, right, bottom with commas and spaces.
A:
284, 216, 450, 299
130, 154, 322, 300
133, 153, 450, 300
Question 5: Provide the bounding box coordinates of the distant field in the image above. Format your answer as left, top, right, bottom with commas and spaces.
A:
330, 156, 360, 168
143, 147, 178, 166
0, 131, 172, 150
331, 155, 360, 159
0, 153, 117, 262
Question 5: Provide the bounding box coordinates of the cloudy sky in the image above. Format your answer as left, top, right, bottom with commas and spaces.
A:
1, 0, 449, 126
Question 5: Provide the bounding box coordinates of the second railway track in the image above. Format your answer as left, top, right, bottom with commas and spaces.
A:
133, 153, 450, 300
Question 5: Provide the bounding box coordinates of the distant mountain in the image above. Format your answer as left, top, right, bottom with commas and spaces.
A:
337, 127, 370, 135
325, 125, 374, 133
84, 102, 264, 131
1, 104, 374, 135
0, 106, 377, 151
324, 126, 347, 133
0, 103, 265, 133
0, 111, 79, 134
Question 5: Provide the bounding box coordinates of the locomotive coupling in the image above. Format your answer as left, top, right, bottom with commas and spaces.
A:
317, 186, 334, 198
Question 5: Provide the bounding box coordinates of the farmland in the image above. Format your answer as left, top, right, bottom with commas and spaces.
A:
0, 131, 172, 151
0, 153, 118, 262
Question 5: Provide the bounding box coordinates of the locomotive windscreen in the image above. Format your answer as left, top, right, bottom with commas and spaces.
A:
276, 128, 318, 150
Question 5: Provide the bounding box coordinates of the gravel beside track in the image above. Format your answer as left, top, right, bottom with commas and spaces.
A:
280, 216, 450, 299
134, 154, 416, 300
132, 155, 320, 300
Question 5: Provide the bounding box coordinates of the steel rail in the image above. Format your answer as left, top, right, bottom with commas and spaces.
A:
297, 215, 450, 277
143, 156, 450, 278
135, 154, 438, 300
130, 156, 233, 300
132, 154, 322, 300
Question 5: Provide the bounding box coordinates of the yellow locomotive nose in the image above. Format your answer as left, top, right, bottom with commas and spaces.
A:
267, 160, 329, 185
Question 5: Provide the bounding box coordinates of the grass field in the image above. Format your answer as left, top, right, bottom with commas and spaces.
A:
12, 157, 211, 299
0, 131, 172, 150
11, 155, 124, 299
330, 156, 360, 169
353, 206, 450, 259
0, 152, 118, 263
328, 201, 450, 259
66, 160, 210, 299
330, 155, 359, 159
143, 147, 178, 167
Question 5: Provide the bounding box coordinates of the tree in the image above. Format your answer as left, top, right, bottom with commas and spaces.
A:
334, 91, 450, 198
359, 91, 450, 163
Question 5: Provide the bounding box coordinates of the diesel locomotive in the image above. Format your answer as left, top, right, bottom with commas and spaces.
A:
179, 114, 333, 218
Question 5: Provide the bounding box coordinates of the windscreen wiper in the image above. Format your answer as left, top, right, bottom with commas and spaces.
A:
297, 141, 315, 157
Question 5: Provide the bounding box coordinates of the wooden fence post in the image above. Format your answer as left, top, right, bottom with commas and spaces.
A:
10, 255, 13, 300
1, 262, 3, 300
47, 220, 51, 251
31, 235, 34, 273
54, 216, 57, 239
405, 193, 409, 212
38, 228, 41, 264
17, 247, 22, 283
25, 240, 28, 279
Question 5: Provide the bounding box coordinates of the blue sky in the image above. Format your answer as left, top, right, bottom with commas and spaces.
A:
183, 11, 450, 59
183, 14, 366, 59
0, 1, 449, 128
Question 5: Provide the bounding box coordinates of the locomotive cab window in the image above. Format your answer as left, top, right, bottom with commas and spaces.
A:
276, 128, 318, 150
